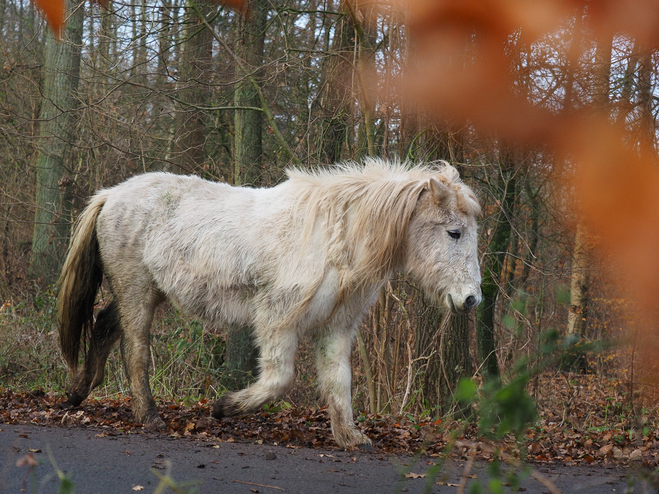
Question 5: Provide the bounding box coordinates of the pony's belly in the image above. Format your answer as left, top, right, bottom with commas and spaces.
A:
299, 269, 341, 330
166, 285, 255, 327
209, 293, 253, 325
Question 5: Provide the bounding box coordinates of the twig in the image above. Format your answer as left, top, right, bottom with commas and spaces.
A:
529, 471, 563, 494
233, 479, 286, 491
387, 289, 418, 415
399, 331, 415, 415
437, 310, 456, 403
457, 452, 475, 494
356, 328, 377, 414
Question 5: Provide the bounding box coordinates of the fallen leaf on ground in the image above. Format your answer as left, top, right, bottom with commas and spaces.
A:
16, 453, 38, 467
1, 373, 658, 468
405, 472, 426, 478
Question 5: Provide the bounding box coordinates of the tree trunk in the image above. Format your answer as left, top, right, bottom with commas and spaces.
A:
349, 0, 377, 158
223, 0, 268, 391
636, 48, 655, 148
316, 6, 355, 164
615, 41, 638, 126
98, 0, 112, 78
29, 0, 84, 285
0, 0, 5, 37
565, 32, 611, 371
233, 0, 267, 185
567, 223, 591, 337
157, 0, 172, 89
476, 149, 517, 379
222, 323, 260, 391
136, 0, 148, 85
170, 0, 214, 174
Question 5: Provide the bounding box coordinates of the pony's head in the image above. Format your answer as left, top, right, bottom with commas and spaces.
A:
288, 159, 481, 313
405, 164, 482, 313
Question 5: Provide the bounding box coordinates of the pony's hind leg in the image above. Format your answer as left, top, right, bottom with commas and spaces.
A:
117, 289, 164, 429
314, 327, 372, 450
67, 301, 122, 406
213, 328, 298, 418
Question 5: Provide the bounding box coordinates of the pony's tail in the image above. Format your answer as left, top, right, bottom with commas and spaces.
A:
56, 191, 108, 374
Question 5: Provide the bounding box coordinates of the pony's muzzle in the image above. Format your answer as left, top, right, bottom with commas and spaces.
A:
447, 292, 481, 313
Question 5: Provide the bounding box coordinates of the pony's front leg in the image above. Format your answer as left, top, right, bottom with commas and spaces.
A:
314, 328, 372, 450
213, 328, 298, 418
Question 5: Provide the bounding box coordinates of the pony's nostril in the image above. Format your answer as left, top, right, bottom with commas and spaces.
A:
465, 295, 477, 310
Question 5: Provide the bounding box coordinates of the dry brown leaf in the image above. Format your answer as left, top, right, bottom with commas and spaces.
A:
630, 449, 643, 461
405, 472, 426, 478
529, 442, 542, 455
15, 453, 38, 468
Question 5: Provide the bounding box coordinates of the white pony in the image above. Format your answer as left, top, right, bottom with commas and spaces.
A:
57, 158, 481, 449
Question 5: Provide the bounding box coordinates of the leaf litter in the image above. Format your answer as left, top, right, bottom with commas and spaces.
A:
1, 372, 658, 468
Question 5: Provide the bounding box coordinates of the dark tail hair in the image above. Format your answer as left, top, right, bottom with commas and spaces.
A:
56, 192, 108, 373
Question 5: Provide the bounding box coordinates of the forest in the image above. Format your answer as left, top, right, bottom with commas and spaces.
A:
1, 0, 659, 466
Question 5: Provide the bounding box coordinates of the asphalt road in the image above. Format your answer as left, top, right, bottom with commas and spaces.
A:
0, 424, 645, 493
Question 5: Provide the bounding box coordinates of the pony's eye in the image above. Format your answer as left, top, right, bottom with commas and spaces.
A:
447, 230, 461, 240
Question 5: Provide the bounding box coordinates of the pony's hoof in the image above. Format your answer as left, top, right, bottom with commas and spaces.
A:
358, 442, 375, 452
212, 394, 239, 419
66, 391, 85, 407
335, 430, 374, 451
143, 416, 167, 432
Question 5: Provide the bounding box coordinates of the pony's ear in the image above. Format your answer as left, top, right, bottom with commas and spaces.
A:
428, 177, 450, 206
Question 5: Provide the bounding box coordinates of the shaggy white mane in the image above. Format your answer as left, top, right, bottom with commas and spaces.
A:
285, 158, 480, 292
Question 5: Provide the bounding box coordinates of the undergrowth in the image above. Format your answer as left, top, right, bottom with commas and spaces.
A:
1, 291, 654, 435
100, 307, 228, 402
0, 293, 67, 393
4, 293, 659, 492
0, 297, 228, 404
0, 292, 323, 410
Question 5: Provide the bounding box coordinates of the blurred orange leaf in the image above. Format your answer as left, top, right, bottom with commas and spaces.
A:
32, 0, 64, 38
381, 0, 659, 378
397, 0, 659, 315
33, 0, 247, 39
211, 0, 249, 14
